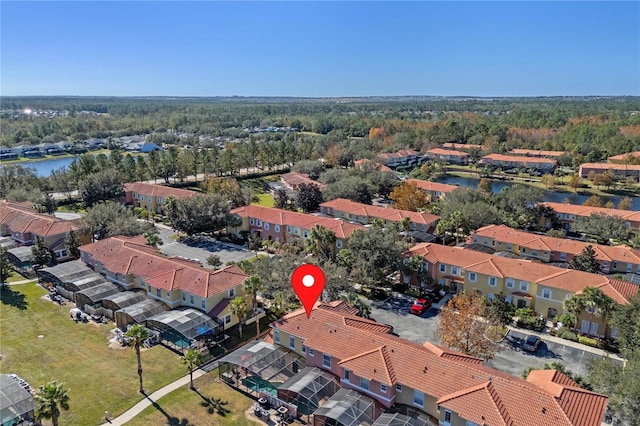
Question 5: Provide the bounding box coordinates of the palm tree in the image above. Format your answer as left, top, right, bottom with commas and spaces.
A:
34, 381, 70, 426
244, 276, 266, 336
306, 225, 336, 261
229, 297, 248, 338
126, 324, 150, 393
340, 293, 371, 319
563, 295, 585, 330
598, 294, 617, 339
581, 287, 605, 336
182, 348, 203, 390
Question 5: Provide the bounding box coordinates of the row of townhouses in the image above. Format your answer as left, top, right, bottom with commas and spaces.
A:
478, 153, 557, 172
405, 179, 458, 202
540, 202, 640, 234
124, 182, 197, 215
578, 163, 640, 180
267, 301, 608, 426
607, 151, 640, 164
402, 243, 638, 338
424, 148, 469, 165
470, 224, 640, 274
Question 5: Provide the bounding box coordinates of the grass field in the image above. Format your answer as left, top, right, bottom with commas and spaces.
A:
252, 194, 276, 207
0, 283, 185, 425
127, 373, 258, 426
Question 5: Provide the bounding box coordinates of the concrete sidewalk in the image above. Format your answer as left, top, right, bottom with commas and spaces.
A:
100, 369, 208, 426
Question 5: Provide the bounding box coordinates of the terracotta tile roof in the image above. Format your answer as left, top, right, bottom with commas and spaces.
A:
541, 202, 640, 222
0, 200, 79, 237
229, 205, 366, 239
441, 143, 483, 150
509, 149, 566, 158
579, 163, 640, 171
208, 297, 231, 317
377, 149, 421, 160
353, 159, 393, 172
124, 182, 197, 199
425, 148, 469, 157
471, 224, 640, 264
275, 305, 608, 426
480, 153, 557, 165
79, 236, 248, 298
409, 243, 637, 303
280, 172, 327, 190
320, 198, 440, 226
405, 179, 458, 194
608, 151, 640, 161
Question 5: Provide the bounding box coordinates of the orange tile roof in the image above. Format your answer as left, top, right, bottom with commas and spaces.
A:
80, 236, 247, 298
608, 151, 640, 161
124, 182, 197, 199
509, 149, 566, 157
471, 224, 640, 264
377, 149, 421, 160
441, 143, 483, 150
425, 148, 469, 157
274, 304, 607, 426
353, 159, 393, 172
480, 153, 557, 165
405, 179, 458, 194
579, 163, 640, 171
280, 172, 327, 190
0, 200, 79, 237
542, 202, 640, 222
320, 198, 440, 226
409, 243, 638, 303
229, 205, 366, 239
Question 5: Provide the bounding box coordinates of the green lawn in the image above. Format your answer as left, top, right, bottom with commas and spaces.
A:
252, 194, 275, 208
127, 373, 258, 426
5, 270, 31, 283
0, 283, 185, 425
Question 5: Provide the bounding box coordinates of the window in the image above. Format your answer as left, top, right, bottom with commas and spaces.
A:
323, 354, 331, 368
380, 383, 387, 393
469, 272, 477, 282
336, 240, 343, 249
182, 293, 186, 301
275, 225, 280, 232
156, 288, 161, 297
560, 252, 567, 261
289, 336, 295, 350
488, 276, 497, 287
190, 294, 194, 304
506, 278, 514, 288
506, 244, 512, 250
532, 250, 538, 256
505, 295, 513, 304
309, 348, 315, 356
487, 293, 495, 301
613, 261, 618, 269
542, 289, 552, 299
521, 247, 526, 253
302, 345, 306, 354
611, 327, 619, 338
274, 330, 280, 344
256, 220, 262, 226
444, 410, 452, 424
250, 218, 255, 225
413, 390, 424, 407
264, 222, 270, 230
286, 226, 292, 233
360, 378, 369, 391
439, 264, 446, 273
451, 266, 458, 275
201, 299, 206, 309
225, 315, 231, 325
395, 383, 402, 393
626, 263, 633, 272
473, 237, 478, 243
302, 230, 309, 238
343, 369, 350, 382
229, 288, 235, 298
148, 285, 152, 293
520, 281, 528, 291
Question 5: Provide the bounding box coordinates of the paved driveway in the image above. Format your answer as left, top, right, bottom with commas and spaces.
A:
369, 304, 615, 378
156, 227, 255, 267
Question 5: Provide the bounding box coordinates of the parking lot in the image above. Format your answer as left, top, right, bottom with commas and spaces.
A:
156, 227, 255, 267
369, 299, 618, 378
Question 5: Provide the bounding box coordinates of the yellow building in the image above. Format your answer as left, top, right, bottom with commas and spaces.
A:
124, 182, 197, 215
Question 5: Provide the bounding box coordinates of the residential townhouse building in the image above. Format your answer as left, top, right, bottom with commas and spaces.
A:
404, 179, 458, 202
441, 143, 483, 151
227, 205, 365, 252
79, 235, 249, 327
608, 151, 640, 164
280, 172, 327, 192
319, 198, 439, 234
123, 182, 197, 215
540, 202, 640, 234
353, 159, 393, 173
578, 163, 640, 181
403, 243, 638, 338
270, 301, 608, 426
478, 153, 557, 172
423, 148, 469, 165
508, 149, 566, 159
377, 149, 424, 169
470, 224, 640, 274
0, 200, 91, 262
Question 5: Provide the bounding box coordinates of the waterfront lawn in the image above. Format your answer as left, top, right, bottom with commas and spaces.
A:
0, 282, 184, 425
127, 373, 257, 426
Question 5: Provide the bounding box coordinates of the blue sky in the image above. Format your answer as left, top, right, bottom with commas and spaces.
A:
1, 1, 639, 97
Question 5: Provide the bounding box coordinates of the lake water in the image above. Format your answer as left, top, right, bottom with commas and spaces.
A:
437, 175, 640, 212
2, 156, 78, 176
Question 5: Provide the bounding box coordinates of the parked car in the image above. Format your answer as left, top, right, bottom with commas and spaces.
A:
410, 297, 432, 315
522, 335, 542, 352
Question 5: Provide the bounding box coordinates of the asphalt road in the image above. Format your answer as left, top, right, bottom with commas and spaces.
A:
156, 227, 255, 267
369, 304, 614, 378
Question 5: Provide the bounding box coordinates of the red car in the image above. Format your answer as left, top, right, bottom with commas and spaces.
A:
410, 297, 432, 315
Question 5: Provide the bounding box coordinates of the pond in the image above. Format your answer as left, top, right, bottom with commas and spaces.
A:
436, 175, 640, 211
